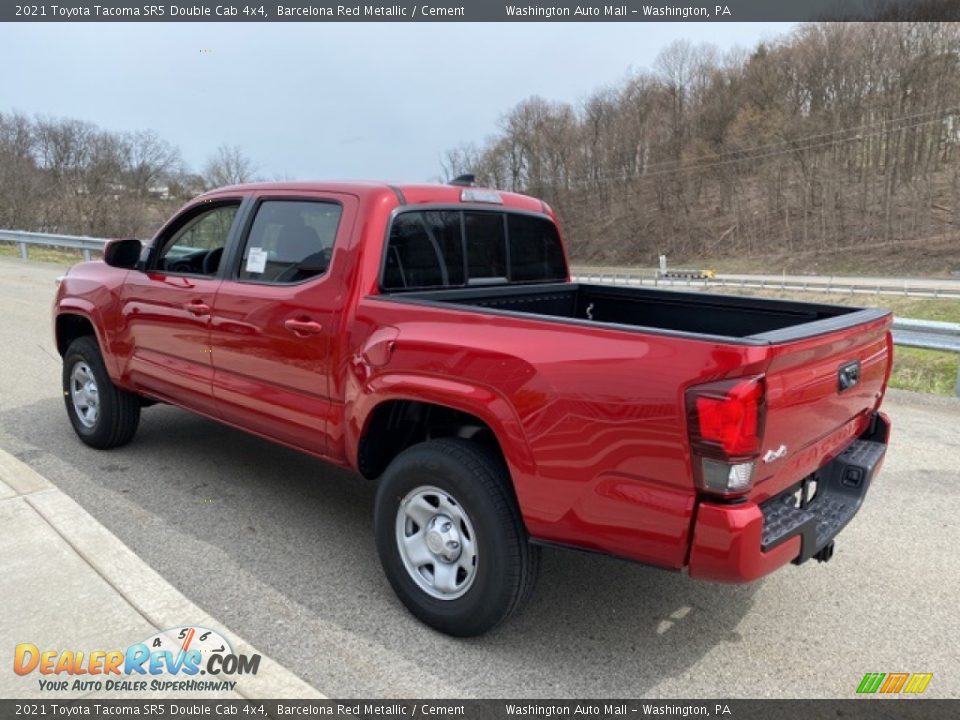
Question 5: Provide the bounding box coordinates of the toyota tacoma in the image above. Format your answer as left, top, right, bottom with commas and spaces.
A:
53, 180, 893, 636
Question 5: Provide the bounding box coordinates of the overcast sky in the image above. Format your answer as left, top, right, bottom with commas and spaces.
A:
1, 22, 794, 182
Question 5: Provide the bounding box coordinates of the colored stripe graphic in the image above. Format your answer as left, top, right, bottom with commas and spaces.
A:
857, 673, 885, 693
857, 672, 933, 694
879, 672, 909, 693
903, 673, 933, 694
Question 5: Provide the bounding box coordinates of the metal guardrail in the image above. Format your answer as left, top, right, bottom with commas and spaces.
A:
572, 270, 960, 300
3, 230, 958, 395
0, 229, 106, 262
891, 318, 960, 397
576, 273, 960, 396
4, 231, 957, 298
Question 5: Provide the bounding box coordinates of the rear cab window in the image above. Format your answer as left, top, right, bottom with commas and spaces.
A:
382, 209, 565, 291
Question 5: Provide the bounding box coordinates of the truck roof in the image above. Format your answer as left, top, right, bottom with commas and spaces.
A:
199, 181, 550, 215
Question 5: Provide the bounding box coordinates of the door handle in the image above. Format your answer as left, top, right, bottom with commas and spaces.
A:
185, 301, 210, 316
284, 318, 323, 336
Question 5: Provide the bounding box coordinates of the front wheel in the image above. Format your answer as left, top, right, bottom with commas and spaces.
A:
63, 336, 141, 449
373, 438, 540, 637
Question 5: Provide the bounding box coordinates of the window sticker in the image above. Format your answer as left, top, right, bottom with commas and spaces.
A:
245, 247, 268, 274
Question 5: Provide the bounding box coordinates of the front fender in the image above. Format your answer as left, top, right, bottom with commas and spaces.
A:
54, 300, 120, 379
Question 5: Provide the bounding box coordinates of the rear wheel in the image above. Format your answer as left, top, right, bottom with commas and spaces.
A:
374, 438, 540, 637
63, 336, 140, 449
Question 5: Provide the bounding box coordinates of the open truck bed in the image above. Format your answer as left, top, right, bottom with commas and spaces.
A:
385, 281, 889, 344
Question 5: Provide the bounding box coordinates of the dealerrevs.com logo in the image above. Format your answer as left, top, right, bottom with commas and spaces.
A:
14, 625, 260, 693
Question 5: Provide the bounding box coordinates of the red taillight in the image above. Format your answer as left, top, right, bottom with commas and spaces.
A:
691, 378, 764, 456
686, 376, 766, 496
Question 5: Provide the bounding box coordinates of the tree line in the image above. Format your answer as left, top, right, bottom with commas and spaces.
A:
443, 23, 960, 268
0, 114, 257, 239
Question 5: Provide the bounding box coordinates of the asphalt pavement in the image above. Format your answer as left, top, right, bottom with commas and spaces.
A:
0, 446, 322, 699
1, 256, 958, 698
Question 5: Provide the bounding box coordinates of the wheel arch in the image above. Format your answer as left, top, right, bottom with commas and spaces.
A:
55, 311, 98, 357
55, 304, 122, 381
350, 377, 538, 517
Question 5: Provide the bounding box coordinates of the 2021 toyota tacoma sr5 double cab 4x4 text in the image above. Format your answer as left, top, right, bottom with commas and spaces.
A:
54, 180, 893, 636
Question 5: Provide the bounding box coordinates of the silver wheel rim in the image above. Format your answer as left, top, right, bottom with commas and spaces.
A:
395, 485, 478, 601
70, 361, 99, 429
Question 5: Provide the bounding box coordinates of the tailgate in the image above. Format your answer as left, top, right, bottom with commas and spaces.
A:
751, 311, 892, 502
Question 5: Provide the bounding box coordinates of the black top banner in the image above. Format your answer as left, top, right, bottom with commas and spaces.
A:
5, 0, 960, 22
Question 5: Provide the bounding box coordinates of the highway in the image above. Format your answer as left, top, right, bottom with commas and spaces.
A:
713, 272, 960, 290
572, 265, 960, 291
1, 256, 958, 698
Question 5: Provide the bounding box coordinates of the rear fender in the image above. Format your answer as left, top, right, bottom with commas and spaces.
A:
347, 372, 538, 508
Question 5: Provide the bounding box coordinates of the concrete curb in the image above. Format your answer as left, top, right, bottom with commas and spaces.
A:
0, 448, 325, 700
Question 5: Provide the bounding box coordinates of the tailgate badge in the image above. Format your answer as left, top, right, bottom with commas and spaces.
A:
838, 360, 862, 392
763, 445, 788, 464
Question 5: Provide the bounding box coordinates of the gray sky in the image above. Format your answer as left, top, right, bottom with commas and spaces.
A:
1, 22, 794, 182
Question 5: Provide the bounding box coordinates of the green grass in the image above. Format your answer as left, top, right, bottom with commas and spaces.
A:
0, 241, 98, 265
889, 346, 959, 396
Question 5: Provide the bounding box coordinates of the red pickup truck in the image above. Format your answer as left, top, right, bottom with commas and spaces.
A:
54, 180, 892, 636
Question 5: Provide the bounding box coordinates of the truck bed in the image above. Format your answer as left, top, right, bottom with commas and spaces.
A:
385, 282, 888, 344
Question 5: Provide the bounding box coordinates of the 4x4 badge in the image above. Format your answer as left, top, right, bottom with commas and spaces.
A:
763, 445, 788, 463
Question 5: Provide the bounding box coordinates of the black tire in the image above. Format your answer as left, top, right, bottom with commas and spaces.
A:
374, 438, 540, 637
62, 336, 141, 449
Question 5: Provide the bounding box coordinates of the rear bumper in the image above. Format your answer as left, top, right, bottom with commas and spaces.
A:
687, 411, 890, 583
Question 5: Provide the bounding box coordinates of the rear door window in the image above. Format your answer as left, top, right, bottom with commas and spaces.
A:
238, 200, 342, 284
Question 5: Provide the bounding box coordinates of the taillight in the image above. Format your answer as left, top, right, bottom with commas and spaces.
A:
686, 375, 766, 496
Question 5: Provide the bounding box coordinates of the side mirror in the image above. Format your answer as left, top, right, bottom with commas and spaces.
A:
103, 238, 143, 269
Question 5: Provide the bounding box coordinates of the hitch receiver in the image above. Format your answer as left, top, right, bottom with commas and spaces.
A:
814, 541, 835, 563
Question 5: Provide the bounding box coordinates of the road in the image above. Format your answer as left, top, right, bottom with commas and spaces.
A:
1, 256, 959, 698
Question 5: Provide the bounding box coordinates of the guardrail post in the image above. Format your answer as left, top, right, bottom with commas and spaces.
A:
956, 361, 960, 399
18, 242, 28, 260
82, 248, 91, 262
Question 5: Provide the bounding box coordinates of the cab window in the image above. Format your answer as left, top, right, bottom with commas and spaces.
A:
238, 200, 342, 284
382, 209, 565, 290
156, 203, 239, 276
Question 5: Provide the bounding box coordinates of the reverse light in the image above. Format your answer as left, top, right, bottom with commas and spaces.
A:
686, 375, 766, 496
700, 458, 756, 494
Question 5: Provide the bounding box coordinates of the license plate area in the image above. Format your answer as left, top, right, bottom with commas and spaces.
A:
760, 415, 887, 563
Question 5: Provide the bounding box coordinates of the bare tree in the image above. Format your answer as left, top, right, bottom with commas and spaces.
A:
202, 144, 257, 189
445, 23, 960, 271
0, 112, 40, 229
124, 130, 181, 197
440, 143, 483, 183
